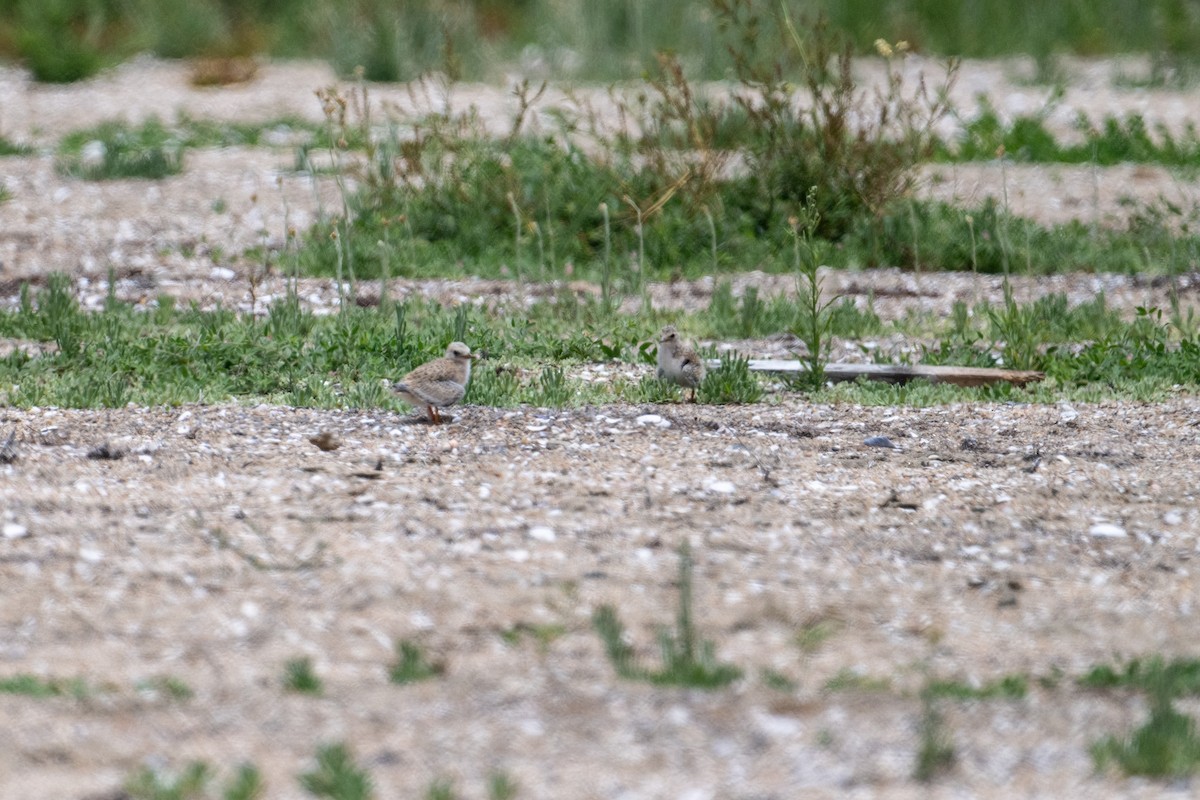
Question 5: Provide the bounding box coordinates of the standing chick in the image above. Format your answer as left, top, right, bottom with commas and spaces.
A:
656, 325, 706, 402
393, 342, 478, 424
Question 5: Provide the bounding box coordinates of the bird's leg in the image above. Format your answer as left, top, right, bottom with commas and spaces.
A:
427, 405, 440, 424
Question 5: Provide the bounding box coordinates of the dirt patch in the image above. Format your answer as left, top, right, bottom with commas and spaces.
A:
2, 399, 1199, 797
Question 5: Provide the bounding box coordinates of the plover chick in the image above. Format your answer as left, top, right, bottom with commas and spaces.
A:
393, 342, 478, 424
656, 325, 706, 402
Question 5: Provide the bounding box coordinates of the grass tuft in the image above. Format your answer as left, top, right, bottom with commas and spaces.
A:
592, 542, 742, 689
299, 742, 372, 800
388, 639, 443, 685
283, 657, 323, 695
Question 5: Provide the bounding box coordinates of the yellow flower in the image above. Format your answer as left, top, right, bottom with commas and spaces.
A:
874, 38, 894, 58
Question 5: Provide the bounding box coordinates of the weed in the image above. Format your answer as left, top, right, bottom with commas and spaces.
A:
135, 675, 194, 701
58, 118, 184, 180
530, 366, 574, 408
488, 771, 519, 800
697, 351, 763, 405
1085, 655, 1200, 778
761, 668, 797, 692
388, 639, 443, 685
283, 657, 323, 695
1079, 656, 1200, 697
1093, 698, 1200, 778
0, 135, 32, 157
126, 761, 211, 800
424, 778, 457, 800
299, 742, 373, 800
795, 619, 840, 654
224, 764, 265, 800
924, 674, 1028, 701
0, 673, 87, 698
790, 192, 838, 390
823, 668, 891, 693
592, 542, 742, 689
500, 622, 566, 653
914, 687, 957, 782
628, 374, 684, 404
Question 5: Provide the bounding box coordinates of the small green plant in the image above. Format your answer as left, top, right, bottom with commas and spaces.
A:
592, 542, 742, 689
0, 673, 88, 698
487, 771, 519, 800
283, 657, 323, 695
761, 668, 797, 692
424, 778, 457, 800
135, 675, 194, 701
388, 639, 443, 685
223, 764, 265, 800
924, 674, 1029, 701
58, 118, 184, 180
914, 687, 957, 782
628, 374, 684, 404
299, 743, 373, 800
697, 351, 762, 405
789, 192, 838, 390
530, 366, 574, 408
795, 618, 840, 654
823, 668, 891, 693
1093, 698, 1200, 778
1086, 655, 1200, 778
125, 761, 212, 800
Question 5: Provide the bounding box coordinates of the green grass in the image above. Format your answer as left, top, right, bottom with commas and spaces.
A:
924, 674, 1029, 701
135, 675, 194, 701
1084, 655, 1200, 778
388, 640, 443, 685
299, 743, 372, 800
2, 273, 1199, 411
57, 118, 184, 180
0, 673, 89, 698
914, 687, 957, 782
592, 543, 742, 689
1093, 700, 1200, 778
283, 657, 323, 695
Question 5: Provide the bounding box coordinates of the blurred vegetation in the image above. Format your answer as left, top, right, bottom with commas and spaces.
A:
2, 0, 1200, 83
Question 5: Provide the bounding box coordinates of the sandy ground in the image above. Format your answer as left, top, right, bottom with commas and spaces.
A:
2, 59, 1200, 799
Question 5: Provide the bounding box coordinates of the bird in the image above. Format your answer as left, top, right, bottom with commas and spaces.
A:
656, 325, 706, 402
392, 342, 478, 424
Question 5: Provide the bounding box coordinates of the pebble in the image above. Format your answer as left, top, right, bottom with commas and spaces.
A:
1089, 522, 1127, 538
528, 526, 556, 543
2, 523, 29, 539
703, 478, 737, 495
863, 436, 896, 449
636, 414, 671, 429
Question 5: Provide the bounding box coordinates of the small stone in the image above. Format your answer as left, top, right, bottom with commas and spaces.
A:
1164, 510, 1183, 526
636, 414, 670, 429
3, 523, 29, 540
864, 435, 896, 449
703, 478, 736, 495
528, 526, 556, 543
79, 546, 103, 563
210, 266, 236, 281
1089, 522, 1127, 538
1058, 402, 1079, 425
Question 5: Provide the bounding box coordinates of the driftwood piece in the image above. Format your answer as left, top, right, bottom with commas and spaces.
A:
712, 359, 1045, 387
